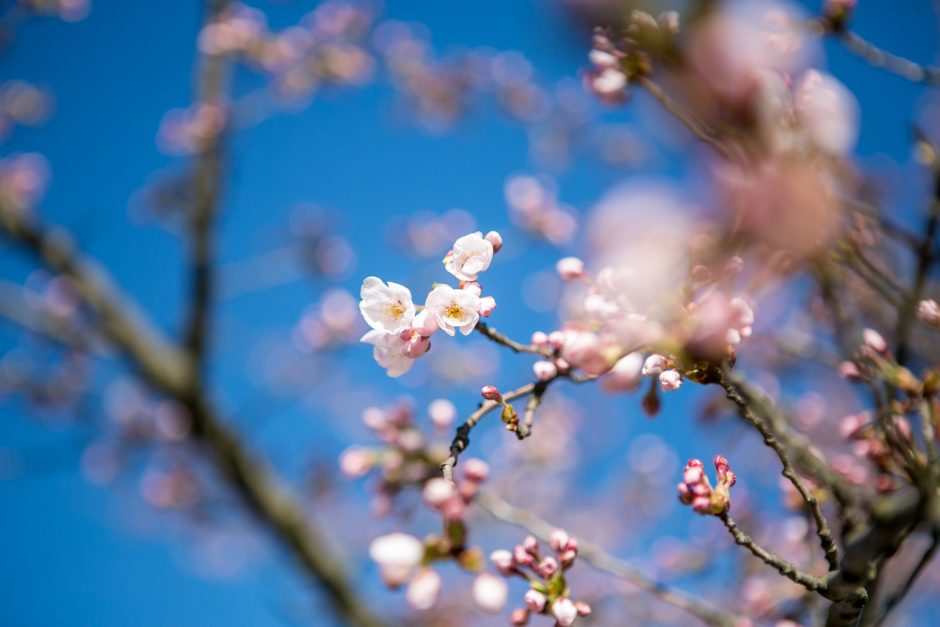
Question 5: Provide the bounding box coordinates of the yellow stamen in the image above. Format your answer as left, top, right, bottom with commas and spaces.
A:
387, 303, 406, 320
444, 303, 464, 319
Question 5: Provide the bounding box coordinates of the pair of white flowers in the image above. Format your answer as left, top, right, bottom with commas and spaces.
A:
359, 231, 498, 377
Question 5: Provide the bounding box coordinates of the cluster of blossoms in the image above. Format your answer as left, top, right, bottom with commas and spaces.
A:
678, 456, 736, 515
489, 531, 591, 626
338, 401, 449, 513
584, 11, 679, 103
199, 1, 374, 93
533, 252, 754, 407
359, 230, 501, 377
364, 461, 499, 611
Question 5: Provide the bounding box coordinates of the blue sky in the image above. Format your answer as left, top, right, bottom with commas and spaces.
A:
0, 0, 938, 625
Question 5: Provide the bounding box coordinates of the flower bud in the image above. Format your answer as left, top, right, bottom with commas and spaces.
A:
552, 598, 578, 627
406, 567, 441, 610
524, 589, 547, 613
484, 230, 503, 253
556, 256, 585, 281
479, 295, 497, 317
489, 549, 514, 574
481, 385, 501, 401
533, 360, 558, 381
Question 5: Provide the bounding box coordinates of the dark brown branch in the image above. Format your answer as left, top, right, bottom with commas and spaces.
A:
718, 512, 827, 593
716, 368, 843, 571
474, 321, 552, 357
478, 489, 738, 627
440, 382, 537, 485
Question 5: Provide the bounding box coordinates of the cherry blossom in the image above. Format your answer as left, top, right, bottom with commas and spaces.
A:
424, 283, 482, 336
359, 276, 416, 335
444, 231, 495, 281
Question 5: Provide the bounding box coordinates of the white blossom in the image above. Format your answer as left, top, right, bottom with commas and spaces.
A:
361, 329, 415, 377
424, 284, 481, 336
359, 276, 415, 335
444, 231, 494, 281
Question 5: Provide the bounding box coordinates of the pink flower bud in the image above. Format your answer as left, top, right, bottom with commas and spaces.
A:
556, 257, 585, 280
406, 567, 441, 610
692, 495, 712, 514
462, 281, 483, 297
339, 446, 373, 477
549, 529, 570, 552
714, 455, 730, 474
462, 457, 490, 483
531, 331, 549, 346
575, 601, 592, 617
919, 299, 940, 327
658, 369, 683, 392
683, 465, 704, 485
484, 230, 503, 253
490, 549, 514, 574
838, 360, 862, 380
863, 328, 888, 355
513, 545, 534, 565
510, 608, 530, 625
548, 331, 566, 350
472, 573, 508, 613
422, 477, 456, 509
369, 532, 425, 587
481, 385, 501, 401
412, 309, 440, 337
552, 598, 579, 627
479, 295, 497, 317
524, 589, 547, 612
533, 360, 558, 381
538, 556, 559, 578
523, 535, 539, 554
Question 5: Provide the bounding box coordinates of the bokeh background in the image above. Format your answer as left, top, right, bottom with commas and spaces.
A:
1, 0, 939, 625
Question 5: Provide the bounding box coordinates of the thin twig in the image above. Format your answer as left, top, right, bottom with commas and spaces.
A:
634, 75, 737, 161
440, 382, 538, 486
718, 511, 827, 592
475, 321, 552, 357
717, 368, 842, 571
477, 489, 738, 627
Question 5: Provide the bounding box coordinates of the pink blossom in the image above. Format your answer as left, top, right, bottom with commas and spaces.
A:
359, 276, 415, 335
862, 328, 888, 355
422, 477, 456, 508
369, 532, 425, 587
642, 354, 667, 377
479, 295, 497, 317
918, 299, 940, 327
484, 230, 504, 253
602, 352, 644, 392
339, 446, 373, 477
462, 458, 490, 483
428, 399, 456, 430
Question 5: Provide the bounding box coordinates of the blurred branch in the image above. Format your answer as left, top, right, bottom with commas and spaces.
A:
183, 0, 231, 366
477, 489, 738, 627
833, 28, 940, 86
875, 528, 939, 625
0, 217, 387, 627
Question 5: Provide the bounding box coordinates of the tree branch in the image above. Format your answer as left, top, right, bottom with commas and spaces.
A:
477, 489, 738, 627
